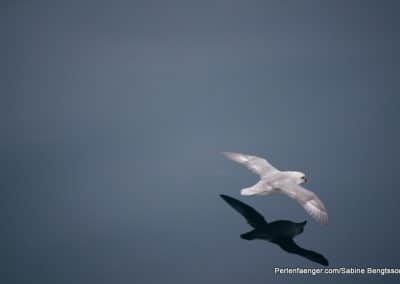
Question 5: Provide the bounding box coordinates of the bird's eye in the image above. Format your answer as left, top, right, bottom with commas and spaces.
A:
301, 176, 305, 179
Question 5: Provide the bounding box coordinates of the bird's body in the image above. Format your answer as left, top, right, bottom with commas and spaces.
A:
246, 220, 305, 241
222, 152, 328, 224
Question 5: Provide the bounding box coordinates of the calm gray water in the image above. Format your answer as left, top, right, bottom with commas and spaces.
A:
3, 0, 400, 283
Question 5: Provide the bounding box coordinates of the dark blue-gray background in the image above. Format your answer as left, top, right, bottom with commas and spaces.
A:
2, 0, 400, 283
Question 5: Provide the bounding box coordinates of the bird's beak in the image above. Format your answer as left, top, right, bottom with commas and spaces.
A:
304, 177, 308, 184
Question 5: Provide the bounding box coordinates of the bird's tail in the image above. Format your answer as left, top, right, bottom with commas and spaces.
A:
240, 230, 256, 240
240, 187, 259, 196
239, 180, 265, 196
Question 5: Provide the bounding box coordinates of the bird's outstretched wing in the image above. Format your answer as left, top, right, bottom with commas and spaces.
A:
222, 152, 278, 177
275, 238, 329, 266
220, 194, 267, 228
278, 182, 328, 225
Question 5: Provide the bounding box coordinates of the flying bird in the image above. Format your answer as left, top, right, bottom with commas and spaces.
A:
222, 152, 328, 224
220, 194, 329, 266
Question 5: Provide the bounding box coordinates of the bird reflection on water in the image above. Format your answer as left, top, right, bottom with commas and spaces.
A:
220, 194, 329, 266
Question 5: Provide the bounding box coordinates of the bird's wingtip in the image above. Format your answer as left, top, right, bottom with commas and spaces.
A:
319, 216, 328, 225
219, 194, 229, 200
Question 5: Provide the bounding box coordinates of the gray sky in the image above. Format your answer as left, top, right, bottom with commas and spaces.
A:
3, 0, 400, 283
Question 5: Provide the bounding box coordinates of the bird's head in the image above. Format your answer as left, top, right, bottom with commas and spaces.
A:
289, 171, 308, 185
296, 221, 307, 235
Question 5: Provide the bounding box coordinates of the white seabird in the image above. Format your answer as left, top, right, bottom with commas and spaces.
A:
223, 152, 328, 225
